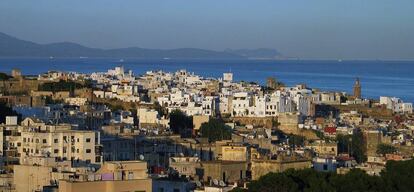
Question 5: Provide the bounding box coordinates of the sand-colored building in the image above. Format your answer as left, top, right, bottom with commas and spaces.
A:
199, 161, 247, 183
137, 108, 160, 124
364, 130, 391, 156
193, 115, 210, 131
13, 156, 79, 192
251, 154, 312, 180
19, 127, 101, 164
169, 157, 201, 178
59, 161, 152, 192
221, 145, 248, 162
278, 113, 300, 134
308, 140, 338, 157
14, 164, 54, 192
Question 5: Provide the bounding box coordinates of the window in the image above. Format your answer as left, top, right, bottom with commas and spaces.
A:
36, 139, 39, 143
86, 149, 92, 153
54, 149, 59, 153
43, 139, 47, 144
23, 138, 26, 142
240, 170, 243, 180
86, 138, 91, 143
77, 149, 79, 153
63, 147, 67, 153
128, 172, 134, 179
54, 139, 58, 143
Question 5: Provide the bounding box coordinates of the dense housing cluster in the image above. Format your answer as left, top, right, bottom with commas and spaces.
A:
0, 67, 413, 192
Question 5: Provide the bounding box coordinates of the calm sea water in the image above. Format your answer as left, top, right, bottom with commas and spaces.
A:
0, 58, 413, 103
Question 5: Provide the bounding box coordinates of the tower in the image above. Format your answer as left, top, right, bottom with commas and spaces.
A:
353, 78, 361, 99
266, 77, 277, 90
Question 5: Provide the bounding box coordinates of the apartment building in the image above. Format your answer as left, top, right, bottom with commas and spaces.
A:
19, 127, 102, 164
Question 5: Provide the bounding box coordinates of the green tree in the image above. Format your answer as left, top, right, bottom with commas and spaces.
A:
288, 134, 305, 147
248, 172, 300, 192
0, 102, 21, 124
109, 104, 124, 111
199, 118, 232, 142
229, 188, 247, 192
38, 80, 85, 92
240, 160, 414, 192
153, 101, 166, 117
381, 160, 414, 191
0, 72, 12, 80
336, 130, 366, 163
331, 169, 384, 192
351, 130, 366, 163
376, 144, 397, 156
169, 109, 193, 138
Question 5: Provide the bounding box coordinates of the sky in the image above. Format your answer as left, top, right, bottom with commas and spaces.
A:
0, 0, 413, 60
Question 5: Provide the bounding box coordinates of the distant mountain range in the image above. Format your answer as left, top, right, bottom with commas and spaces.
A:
0, 32, 281, 59
225, 48, 281, 59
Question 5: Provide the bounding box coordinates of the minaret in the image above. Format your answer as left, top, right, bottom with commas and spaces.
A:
353, 78, 361, 99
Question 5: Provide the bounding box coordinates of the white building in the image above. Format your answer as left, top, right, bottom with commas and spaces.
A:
380, 96, 413, 114
5, 116, 18, 125
65, 97, 88, 106
137, 108, 160, 124
231, 92, 251, 117
223, 73, 233, 82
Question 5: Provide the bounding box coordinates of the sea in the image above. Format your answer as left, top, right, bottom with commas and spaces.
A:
0, 58, 413, 103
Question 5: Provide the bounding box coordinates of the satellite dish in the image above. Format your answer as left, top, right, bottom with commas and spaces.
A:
219, 181, 226, 187
139, 154, 145, 160
213, 179, 219, 186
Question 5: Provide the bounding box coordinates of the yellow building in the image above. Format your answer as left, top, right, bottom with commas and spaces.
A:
59, 161, 152, 192
308, 140, 338, 157
364, 130, 391, 157
193, 115, 210, 131
13, 164, 53, 192
59, 179, 152, 192
19, 128, 101, 164
221, 145, 247, 162
200, 161, 247, 183
251, 154, 312, 180
278, 113, 300, 134
169, 157, 201, 177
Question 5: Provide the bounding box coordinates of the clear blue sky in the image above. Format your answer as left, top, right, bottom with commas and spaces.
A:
1, 0, 413, 59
